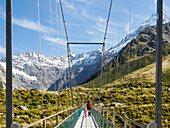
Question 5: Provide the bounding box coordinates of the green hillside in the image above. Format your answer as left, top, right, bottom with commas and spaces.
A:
0, 83, 169, 128
0, 23, 169, 128
83, 23, 170, 88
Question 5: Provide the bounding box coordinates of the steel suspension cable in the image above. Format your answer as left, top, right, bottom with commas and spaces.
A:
54, 0, 59, 107
59, 0, 69, 43
116, 0, 122, 84
37, 0, 44, 117
59, 0, 74, 107
103, 0, 113, 44
99, 0, 113, 106
113, 0, 122, 118
55, 0, 60, 56
58, 0, 68, 106
126, 0, 132, 117
49, 0, 58, 110
109, 0, 117, 83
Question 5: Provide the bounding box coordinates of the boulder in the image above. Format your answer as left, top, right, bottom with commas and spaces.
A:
18, 106, 28, 110
162, 88, 170, 91
37, 105, 41, 109
109, 102, 122, 107
15, 116, 20, 119
98, 103, 104, 106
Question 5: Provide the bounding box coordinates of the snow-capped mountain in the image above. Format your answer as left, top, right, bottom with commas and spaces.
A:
0, 52, 68, 90
0, 14, 169, 90
117, 14, 170, 48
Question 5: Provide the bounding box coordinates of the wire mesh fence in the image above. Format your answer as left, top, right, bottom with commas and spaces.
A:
56, 107, 83, 128
91, 108, 117, 128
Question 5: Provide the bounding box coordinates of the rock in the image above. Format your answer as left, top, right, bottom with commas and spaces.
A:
18, 106, 28, 110
30, 88, 38, 92
15, 116, 20, 119
162, 88, 170, 91
98, 103, 104, 106
37, 105, 41, 109
109, 102, 122, 107
147, 84, 151, 87
59, 104, 63, 107
95, 104, 98, 106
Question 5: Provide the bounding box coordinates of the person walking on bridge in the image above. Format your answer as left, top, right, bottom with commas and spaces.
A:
86, 100, 92, 116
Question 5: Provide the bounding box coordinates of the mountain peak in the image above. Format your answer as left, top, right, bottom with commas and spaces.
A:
140, 13, 170, 26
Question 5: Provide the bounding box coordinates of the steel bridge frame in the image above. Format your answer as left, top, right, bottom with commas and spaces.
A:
6, 0, 163, 127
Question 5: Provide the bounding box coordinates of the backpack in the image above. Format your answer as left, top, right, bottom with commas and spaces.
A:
87, 102, 92, 107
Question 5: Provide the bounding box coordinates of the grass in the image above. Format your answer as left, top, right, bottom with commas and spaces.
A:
0, 82, 169, 128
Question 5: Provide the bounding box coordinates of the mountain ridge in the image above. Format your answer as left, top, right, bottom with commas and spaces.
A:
0, 14, 169, 90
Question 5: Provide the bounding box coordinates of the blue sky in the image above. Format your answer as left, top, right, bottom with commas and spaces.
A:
0, 0, 170, 58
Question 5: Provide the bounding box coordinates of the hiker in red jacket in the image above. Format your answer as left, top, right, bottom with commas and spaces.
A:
86, 100, 92, 116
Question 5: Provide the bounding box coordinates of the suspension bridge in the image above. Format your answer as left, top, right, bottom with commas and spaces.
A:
5, 0, 164, 128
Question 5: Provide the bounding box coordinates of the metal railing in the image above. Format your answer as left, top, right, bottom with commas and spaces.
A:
22, 106, 81, 128
91, 108, 116, 128
92, 106, 146, 128
56, 107, 83, 128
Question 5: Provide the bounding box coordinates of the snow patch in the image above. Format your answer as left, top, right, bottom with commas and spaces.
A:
0, 62, 6, 69
13, 68, 37, 80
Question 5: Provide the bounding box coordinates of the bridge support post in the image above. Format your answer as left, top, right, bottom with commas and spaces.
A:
155, 0, 162, 128
43, 120, 46, 128
107, 107, 109, 128
6, 0, 13, 128
102, 108, 104, 128
100, 107, 101, 114
112, 111, 115, 126
77, 90, 79, 105
82, 90, 84, 106
89, 92, 90, 100
63, 109, 65, 119
124, 115, 127, 128
93, 90, 95, 105
68, 108, 69, 116
56, 114, 58, 125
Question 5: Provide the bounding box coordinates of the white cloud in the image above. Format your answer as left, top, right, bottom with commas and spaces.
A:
0, 7, 5, 20
0, 8, 54, 34
82, 10, 89, 18
43, 37, 66, 46
80, 9, 97, 21
86, 30, 94, 35
98, 17, 106, 23
0, 46, 6, 54
62, 0, 77, 12
13, 17, 51, 34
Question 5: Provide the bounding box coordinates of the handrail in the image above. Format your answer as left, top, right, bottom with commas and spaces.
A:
22, 106, 81, 128
92, 106, 146, 128
55, 107, 82, 127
